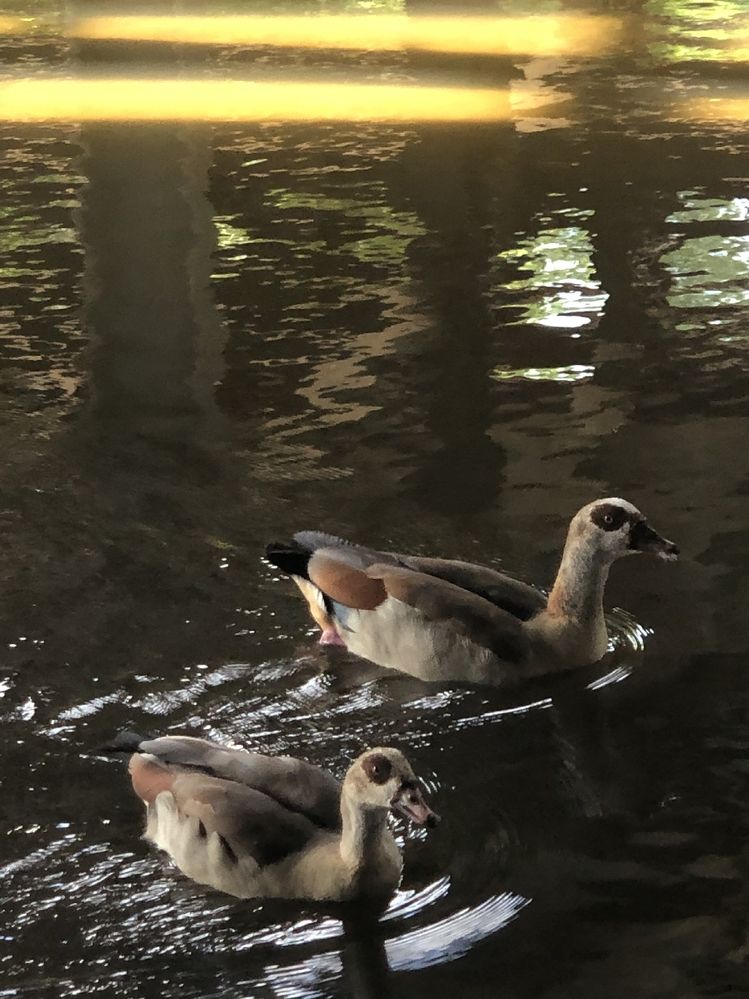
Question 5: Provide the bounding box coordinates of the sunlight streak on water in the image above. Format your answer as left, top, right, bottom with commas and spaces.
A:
452, 697, 555, 729
0, 78, 512, 123
687, 98, 749, 121
0, 16, 22, 33
68, 14, 623, 58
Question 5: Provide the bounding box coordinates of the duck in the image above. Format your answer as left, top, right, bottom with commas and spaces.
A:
107, 731, 438, 903
266, 498, 679, 684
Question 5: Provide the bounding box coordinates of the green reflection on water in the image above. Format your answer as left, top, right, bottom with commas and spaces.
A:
663, 235, 749, 309
0, 205, 76, 261
215, 218, 251, 250
269, 187, 424, 267
667, 192, 749, 224
495, 222, 607, 328
491, 363, 594, 383
645, 0, 749, 64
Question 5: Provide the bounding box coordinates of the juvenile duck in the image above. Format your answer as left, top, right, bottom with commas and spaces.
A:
110, 732, 437, 903
266, 498, 679, 684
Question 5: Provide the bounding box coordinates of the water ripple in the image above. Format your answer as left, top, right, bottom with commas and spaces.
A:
385, 891, 531, 971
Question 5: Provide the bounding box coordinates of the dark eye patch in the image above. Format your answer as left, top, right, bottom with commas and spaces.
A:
362, 752, 393, 785
591, 502, 629, 532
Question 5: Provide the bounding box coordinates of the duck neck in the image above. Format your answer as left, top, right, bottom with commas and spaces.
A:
339, 790, 389, 871
547, 534, 611, 631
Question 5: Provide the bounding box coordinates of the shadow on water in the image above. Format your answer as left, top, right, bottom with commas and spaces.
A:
3, 0, 749, 996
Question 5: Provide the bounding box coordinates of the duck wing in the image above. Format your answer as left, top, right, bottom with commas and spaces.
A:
292, 531, 402, 569
131, 755, 320, 869
118, 734, 341, 830
397, 556, 546, 621
278, 532, 546, 621
308, 554, 530, 665
368, 563, 530, 663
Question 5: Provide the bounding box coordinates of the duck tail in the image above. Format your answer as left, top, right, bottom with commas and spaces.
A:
98, 730, 148, 755
265, 539, 312, 580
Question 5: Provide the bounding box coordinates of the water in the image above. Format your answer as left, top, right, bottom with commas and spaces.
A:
2, 1, 749, 996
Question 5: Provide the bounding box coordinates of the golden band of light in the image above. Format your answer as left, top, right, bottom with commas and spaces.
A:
688, 98, 749, 121
69, 14, 622, 57
0, 78, 513, 123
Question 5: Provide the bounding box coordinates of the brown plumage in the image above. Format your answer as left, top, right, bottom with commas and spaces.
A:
308, 552, 388, 611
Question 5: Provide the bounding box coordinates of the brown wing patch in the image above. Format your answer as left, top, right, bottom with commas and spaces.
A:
309, 552, 387, 610
369, 564, 528, 664
129, 754, 175, 804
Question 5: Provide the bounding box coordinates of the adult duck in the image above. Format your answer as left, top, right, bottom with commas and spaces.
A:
109, 732, 437, 903
266, 498, 679, 684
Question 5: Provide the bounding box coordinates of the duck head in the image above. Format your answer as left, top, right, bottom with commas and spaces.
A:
570, 498, 679, 564
346, 748, 440, 828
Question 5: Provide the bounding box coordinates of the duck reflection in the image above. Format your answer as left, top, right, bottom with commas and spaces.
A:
341, 913, 392, 999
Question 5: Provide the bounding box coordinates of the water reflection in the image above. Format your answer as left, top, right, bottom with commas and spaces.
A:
646, 0, 749, 65
663, 234, 749, 310
67, 13, 624, 58
688, 97, 749, 123
0, 131, 83, 417
667, 191, 749, 224
79, 124, 226, 434
386, 890, 530, 969
3, 0, 749, 997
494, 211, 608, 330
0, 78, 515, 123
661, 189, 749, 342
492, 363, 595, 383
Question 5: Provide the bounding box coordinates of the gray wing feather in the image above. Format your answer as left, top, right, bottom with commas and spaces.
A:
293, 534, 545, 622
138, 736, 341, 830
171, 772, 320, 868
399, 556, 546, 621
294, 531, 402, 568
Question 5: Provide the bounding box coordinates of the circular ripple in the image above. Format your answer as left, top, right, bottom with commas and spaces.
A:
5, 598, 658, 997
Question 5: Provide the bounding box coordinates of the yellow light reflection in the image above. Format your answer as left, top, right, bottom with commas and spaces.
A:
0, 78, 512, 123
70, 14, 622, 57
0, 16, 22, 32
688, 98, 749, 121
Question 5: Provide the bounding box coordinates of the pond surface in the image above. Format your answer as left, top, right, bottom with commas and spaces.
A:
2, 1, 749, 996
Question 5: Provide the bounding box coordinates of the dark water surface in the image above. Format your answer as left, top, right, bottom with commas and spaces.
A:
2, 1, 749, 996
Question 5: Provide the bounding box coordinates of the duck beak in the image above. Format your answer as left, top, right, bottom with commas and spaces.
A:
629, 519, 680, 561
392, 784, 440, 828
